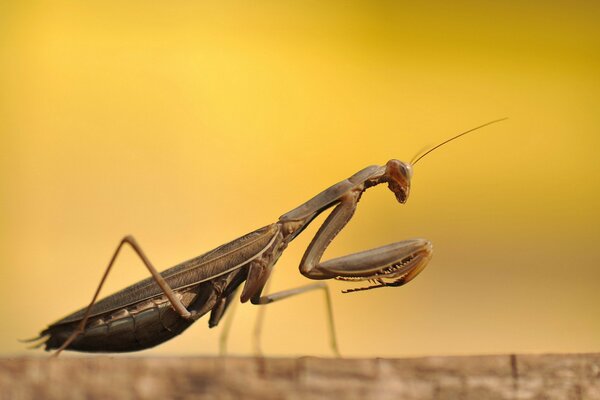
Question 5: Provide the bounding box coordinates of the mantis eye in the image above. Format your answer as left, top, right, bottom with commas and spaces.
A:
399, 162, 413, 180
386, 159, 412, 180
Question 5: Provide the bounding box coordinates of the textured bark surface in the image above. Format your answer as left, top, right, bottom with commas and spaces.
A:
1, 353, 599, 400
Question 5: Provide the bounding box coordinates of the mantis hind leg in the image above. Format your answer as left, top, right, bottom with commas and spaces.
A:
51, 235, 194, 356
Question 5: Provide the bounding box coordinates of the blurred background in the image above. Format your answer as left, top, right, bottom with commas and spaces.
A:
1, 1, 598, 358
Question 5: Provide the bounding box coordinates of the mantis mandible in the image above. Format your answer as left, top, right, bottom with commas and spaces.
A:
26, 119, 506, 356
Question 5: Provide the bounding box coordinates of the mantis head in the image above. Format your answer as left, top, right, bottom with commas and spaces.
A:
383, 159, 413, 204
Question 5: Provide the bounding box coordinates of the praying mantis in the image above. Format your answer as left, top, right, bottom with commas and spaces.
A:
26, 119, 506, 356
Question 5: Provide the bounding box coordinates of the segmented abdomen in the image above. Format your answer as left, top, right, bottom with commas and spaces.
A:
42, 281, 213, 352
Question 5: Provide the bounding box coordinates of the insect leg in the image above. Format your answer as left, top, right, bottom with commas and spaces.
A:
251, 277, 271, 356
52, 235, 194, 356
213, 288, 239, 356
250, 282, 339, 357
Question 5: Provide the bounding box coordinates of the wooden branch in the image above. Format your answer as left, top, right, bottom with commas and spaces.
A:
1, 353, 599, 399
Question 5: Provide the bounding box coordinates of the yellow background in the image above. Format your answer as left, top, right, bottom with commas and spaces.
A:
1, 1, 599, 357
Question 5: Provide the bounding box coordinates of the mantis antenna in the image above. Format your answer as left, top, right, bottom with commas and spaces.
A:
411, 118, 508, 166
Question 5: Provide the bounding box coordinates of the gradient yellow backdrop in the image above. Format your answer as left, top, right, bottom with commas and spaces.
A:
1, 1, 599, 357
